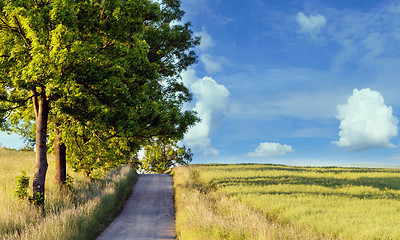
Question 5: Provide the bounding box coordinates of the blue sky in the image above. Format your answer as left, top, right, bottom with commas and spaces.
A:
2, 0, 400, 167
179, 0, 400, 166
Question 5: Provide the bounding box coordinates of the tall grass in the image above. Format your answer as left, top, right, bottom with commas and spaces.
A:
0, 148, 138, 240
173, 166, 333, 239
183, 164, 400, 239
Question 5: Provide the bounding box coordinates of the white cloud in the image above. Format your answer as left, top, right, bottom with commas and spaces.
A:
193, 28, 225, 73
333, 88, 398, 151
195, 28, 215, 50
326, 3, 400, 75
297, 12, 326, 37
183, 71, 230, 157
200, 54, 223, 73
180, 68, 197, 86
248, 142, 293, 157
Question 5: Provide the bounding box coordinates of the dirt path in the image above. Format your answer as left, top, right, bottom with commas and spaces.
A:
97, 174, 175, 240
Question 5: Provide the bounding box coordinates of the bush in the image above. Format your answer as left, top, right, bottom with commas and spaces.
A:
13, 170, 30, 201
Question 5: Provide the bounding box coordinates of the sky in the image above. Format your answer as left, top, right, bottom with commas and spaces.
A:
2, 0, 400, 167
178, 0, 400, 166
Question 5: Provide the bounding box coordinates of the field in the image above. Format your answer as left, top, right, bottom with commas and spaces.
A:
0, 148, 137, 240
173, 164, 400, 239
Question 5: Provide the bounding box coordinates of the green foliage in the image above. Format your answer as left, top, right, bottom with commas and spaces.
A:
28, 192, 44, 206
187, 169, 215, 194
139, 139, 193, 173
64, 173, 74, 190
0, 0, 199, 182
48, 0, 199, 176
13, 170, 30, 201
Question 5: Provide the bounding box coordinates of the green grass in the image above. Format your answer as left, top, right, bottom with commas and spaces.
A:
173, 166, 332, 240
174, 164, 400, 239
0, 148, 138, 240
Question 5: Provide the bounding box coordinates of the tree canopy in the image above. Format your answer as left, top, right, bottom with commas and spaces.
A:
0, 0, 199, 205
139, 139, 193, 174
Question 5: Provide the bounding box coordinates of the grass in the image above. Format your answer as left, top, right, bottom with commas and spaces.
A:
173, 166, 332, 240
0, 148, 138, 240
173, 164, 400, 239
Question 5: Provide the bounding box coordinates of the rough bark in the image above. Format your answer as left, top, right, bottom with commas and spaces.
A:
54, 120, 67, 187
32, 88, 49, 208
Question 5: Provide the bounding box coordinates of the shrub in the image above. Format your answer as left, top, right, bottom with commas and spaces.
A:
13, 170, 30, 201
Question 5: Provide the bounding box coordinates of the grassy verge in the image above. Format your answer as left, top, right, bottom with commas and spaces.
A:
174, 164, 400, 239
173, 166, 331, 239
0, 148, 138, 240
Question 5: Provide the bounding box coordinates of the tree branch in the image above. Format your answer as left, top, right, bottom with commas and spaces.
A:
77, 84, 118, 108
0, 100, 31, 119
0, 16, 32, 60
0, 91, 41, 104
96, 40, 115, 53
1, 104, 23, 113
31, 89, 39, 119
13, 16, 31, 48
93, 132, 121, 142
0, 16, 18, 32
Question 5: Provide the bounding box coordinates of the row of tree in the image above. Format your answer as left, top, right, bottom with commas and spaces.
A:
0, 0, 199, 208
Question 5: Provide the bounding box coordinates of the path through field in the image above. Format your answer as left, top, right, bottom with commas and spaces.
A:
97, 174, 175, 240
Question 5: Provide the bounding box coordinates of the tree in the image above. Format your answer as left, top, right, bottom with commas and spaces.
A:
139, 139, 193, 174
51, 0, 199, 179
59, 81, 198, 178
0, 0, 198, 206
0, 0, 69, 207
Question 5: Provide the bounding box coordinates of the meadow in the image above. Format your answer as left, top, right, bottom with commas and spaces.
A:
0, 148, 137, 240
173, 164, 400, 239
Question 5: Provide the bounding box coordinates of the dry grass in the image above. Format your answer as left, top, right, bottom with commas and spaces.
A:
175, 164, 400, 239
173, 166, 333, 240
0, 148, 137, 240
201, 164, 400, 239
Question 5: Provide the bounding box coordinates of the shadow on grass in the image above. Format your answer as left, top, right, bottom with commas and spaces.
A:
197, 164, 400, 175
214, 175, 400, 190
210, 175, 400, 200
225, 188, 400, 200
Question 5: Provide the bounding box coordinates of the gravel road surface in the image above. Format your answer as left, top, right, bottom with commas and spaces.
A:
97, 174, 175, 240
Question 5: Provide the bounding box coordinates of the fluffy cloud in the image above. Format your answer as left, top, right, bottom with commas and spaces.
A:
195, 28, 215, 50
180, 68, 197, 86
248, 142, 293, 157
297, 12, 326, 37
334, 88, 398, 151
182, 70, 230, 156
200, 54, 223, 73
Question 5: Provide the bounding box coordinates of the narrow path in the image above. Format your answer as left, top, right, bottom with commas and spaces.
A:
97, 174, 175, 240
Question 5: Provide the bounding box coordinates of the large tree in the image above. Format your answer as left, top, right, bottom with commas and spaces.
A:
0, 0, 198, 205
51, 0, 199, 180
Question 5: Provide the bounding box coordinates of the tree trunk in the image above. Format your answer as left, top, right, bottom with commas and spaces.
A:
54, 120, 66, 187
32, 88, 49, 209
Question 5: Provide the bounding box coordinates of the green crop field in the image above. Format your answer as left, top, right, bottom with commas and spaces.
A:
174, 164, 400, 239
